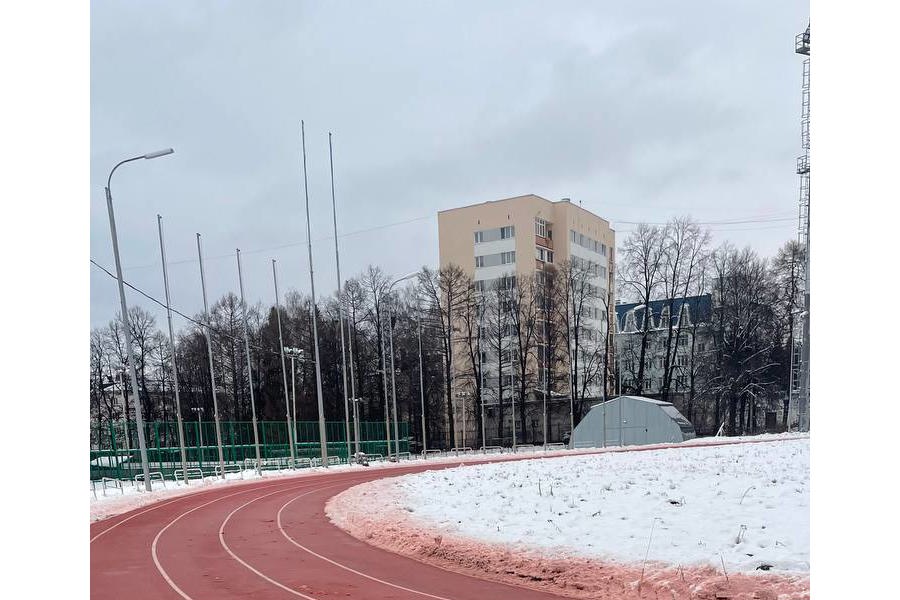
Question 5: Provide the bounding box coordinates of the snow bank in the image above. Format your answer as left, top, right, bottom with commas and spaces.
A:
327, 436, 809, 599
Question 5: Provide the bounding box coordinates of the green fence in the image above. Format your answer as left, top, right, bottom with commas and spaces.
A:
90, 420, 409, 481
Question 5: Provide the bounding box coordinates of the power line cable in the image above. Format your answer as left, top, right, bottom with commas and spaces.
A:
91, 258, 290, 358
116, 211, 793, 273
123, 214, 436, 272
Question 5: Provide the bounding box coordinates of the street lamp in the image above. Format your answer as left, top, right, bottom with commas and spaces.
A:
104, 148, 174, 492
381, 272, 418, 460
284, 346, 306, 455
191, 406, 204, 468
272, 260, 296, 465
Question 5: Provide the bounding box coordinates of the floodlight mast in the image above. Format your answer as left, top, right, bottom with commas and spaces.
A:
104, 148, 174, 491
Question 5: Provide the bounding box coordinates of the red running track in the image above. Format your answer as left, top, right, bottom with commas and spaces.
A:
90, 459, 569, 600
91, 438, 805, 599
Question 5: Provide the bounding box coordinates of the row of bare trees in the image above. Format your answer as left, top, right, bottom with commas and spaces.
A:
616, 217, 806, 434
91, 256, 613, 450
91, 218, 805, 447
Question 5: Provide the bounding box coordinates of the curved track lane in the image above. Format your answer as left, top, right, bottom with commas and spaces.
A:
91, 438, 803, 599
91, 462, 559, 600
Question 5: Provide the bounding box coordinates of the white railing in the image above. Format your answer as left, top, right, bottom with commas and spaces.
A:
545, 443, 567, 451
424, 449, 443, 458
450, 447, 473, 456
514, 444, 537, 453
100, 477, 126, 496
173, 467, 205, 481
134, 472, 166, 489
481, 446, 504, 454
214, 464, 243, 477
310, 456, 343, 467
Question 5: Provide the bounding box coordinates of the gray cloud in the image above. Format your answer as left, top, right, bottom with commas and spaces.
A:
91, 0, 808, 328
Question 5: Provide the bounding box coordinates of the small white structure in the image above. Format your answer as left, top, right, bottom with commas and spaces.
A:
569, 395, 696, 449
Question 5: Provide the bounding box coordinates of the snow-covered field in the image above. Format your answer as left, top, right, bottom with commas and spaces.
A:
327, 436, 809, 599
389, 438, 809, 574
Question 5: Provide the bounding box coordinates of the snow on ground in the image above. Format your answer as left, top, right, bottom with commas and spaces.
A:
389, 438, 809, 573
327, 436, 809, 600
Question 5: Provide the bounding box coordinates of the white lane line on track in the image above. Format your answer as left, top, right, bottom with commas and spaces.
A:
217, 486, 329, 600
277, 490, 456, 600
151, 480, 315, 600
91, 478, 304, 544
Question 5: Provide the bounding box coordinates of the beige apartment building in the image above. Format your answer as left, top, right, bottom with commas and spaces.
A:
437, 194, 615, 447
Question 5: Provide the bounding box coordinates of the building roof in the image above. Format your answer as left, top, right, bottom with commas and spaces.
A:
437, 194, 612, 227
614, 294, 712, 332
437, 193, 551, 214
596, 395, 673, 408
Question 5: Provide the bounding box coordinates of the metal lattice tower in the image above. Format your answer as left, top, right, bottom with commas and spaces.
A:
789, 24, 810, 431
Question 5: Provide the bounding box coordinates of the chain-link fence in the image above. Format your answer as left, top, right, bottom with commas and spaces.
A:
90, 419, 409, 480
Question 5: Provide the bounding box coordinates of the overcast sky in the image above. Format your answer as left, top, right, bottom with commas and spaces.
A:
90, 0, 809, 329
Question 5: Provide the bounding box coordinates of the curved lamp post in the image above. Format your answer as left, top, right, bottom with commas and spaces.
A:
380, 272, 418, 459
104, 148, 174, 492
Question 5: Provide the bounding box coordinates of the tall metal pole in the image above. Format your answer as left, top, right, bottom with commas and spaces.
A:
290, 354, 297, 449
105, 158, 165, 491
237, 249, 262, 473
348, 312, 360, 454
300, 120, 329, 465
478, 303, 486, 450
379, 312, 392, 457
510, 337, 517, 451
272, 260, 296, 465
388, 309, 400, 458
196, 233, 226, 478
417, 304, 427, 456
542, 293, 548, 450
157, 215, 189, 485
329, 133, 352, 461
566, 288, 576, 439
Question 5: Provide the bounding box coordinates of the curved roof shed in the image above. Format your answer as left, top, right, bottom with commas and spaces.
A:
569, 395, 696, 449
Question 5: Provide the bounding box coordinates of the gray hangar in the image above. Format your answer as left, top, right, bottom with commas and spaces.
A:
569, 396, 696, 448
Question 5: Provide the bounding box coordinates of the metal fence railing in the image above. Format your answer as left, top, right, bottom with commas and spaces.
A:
90, 420, 409, 481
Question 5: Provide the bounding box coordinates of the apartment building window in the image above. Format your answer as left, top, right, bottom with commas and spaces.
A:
535, 217, 549, 238
501, 251, 515, 264
535, 246, 555, 263
601, 244, 607, 256
475, 255, 485, 267
644, 379, 652, 390
475, 226, 515, 244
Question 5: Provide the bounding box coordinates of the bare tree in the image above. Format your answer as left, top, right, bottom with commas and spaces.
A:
709, 244, 779, 434
658, 218, 712, 403
617, 224, 667, 396
419, 264, 468, 448
482, 276, 514, 443
459, 279, 485, 448
508, 274, 539, 443
771, 240, 806, 427
555, 259, 606, 428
